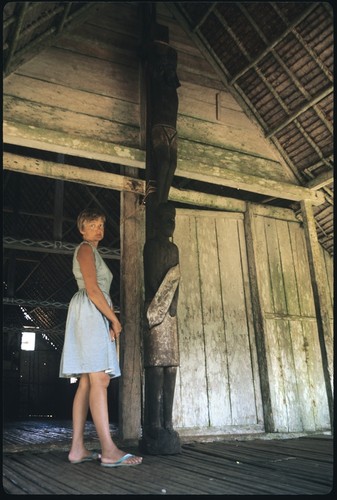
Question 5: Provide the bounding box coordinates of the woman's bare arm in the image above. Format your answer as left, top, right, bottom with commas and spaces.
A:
77, 243, 121, 336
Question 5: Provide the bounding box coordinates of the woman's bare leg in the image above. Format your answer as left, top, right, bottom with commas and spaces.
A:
89, 371, 142, 465
68, 374, 93, 462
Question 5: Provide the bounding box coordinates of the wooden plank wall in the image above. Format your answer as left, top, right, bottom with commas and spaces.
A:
250, 206, 331, 432
172, 206, 332, 436
172, 209, 264, 436
156, 4, 297, 184
3, 3, 297, 185
3, 3, 142, 164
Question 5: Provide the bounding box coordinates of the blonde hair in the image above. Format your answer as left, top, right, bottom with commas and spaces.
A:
77, 209, 106, 232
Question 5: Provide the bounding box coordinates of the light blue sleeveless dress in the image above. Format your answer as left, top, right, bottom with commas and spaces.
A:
59, 241, 121, 379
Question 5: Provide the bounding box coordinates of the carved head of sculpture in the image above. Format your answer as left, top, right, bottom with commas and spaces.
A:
155, 202, 176, 238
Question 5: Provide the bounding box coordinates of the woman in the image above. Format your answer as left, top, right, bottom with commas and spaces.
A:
59, 208, 142, 467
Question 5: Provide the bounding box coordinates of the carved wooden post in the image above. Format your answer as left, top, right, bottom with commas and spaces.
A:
140, 6, 181, 454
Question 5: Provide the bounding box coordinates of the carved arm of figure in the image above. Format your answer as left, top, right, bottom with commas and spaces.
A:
146, 264, 180, 328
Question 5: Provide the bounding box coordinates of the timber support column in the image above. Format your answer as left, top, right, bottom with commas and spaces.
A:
140, 5, 182, 455
119, 169, 145, 441
300, 199, 333, 426
244, 203, 275, 432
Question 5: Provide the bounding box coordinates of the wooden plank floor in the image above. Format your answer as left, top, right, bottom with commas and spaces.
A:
2, 420, 334, 495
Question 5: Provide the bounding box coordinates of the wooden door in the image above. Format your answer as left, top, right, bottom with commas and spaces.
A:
251, 213, 331, 432
172, 209, 263, 435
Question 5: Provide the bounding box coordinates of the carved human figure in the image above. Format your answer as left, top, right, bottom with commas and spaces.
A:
143, 203, 180, 442
148, 41, 180, 205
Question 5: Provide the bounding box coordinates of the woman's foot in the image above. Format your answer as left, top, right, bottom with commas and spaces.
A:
68, 448, 100, 464
100, 450, 142, 467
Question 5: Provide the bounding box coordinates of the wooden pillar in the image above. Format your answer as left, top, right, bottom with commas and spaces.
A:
300, 199, 333, 425
119, 171, 145, 441
244, 203, 274, 432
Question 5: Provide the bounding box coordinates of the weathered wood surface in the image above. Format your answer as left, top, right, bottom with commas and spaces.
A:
251, 208, 331, 433
2, 420, 333, 495
3, 2, 306, 196
119, 188, 145, 440
301, 201, 334, 392
4, 131, 324, 205
172, 206, 332, 436
3, 150, 246, 212
173, 210, 263, 434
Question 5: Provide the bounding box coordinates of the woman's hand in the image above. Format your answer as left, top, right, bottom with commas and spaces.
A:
109, 317, 122, 341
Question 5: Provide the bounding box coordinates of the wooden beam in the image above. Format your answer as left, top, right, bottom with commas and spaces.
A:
169, 187, 246, 212
306, 170, 333, 190
3, 120, 146, 169
177, 157, 325, 205
4, 128, 325, 205
3, 151, 246, 212
3, 151, 145, 194
300, 199, 333, 426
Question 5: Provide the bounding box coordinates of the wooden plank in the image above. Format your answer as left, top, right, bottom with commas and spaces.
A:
301, 321, 331, 430
86, 2, 141, 39
276, 219, 301, 316
237, 219, 264, 425
177, 65, 225, 90
264, 318, 289, 432
177, 114, 280, 161
177, 114, 276, 161
288, 320, 321, 431
3, 121, 145, 168
177, 137, 290, 183
252, 203, 298, 222
195, 216, 231, 426
264, 218, 287, 314
244, 205, 274, 431
253, 215, 273, 313
288, 223, 316, 317
3, 96, 140, 149
3, 152, 145, 194
216, 217, 257, 425
276, 319, 303, 432
169, 186, 246, 212
178, 82, 242, 113
173, 214, 209, 429
55, 29, 140, 67
320, 246, 333, 318
17, 46, 139, 102
177, 146, 324, 205
4, 74, 140, 126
